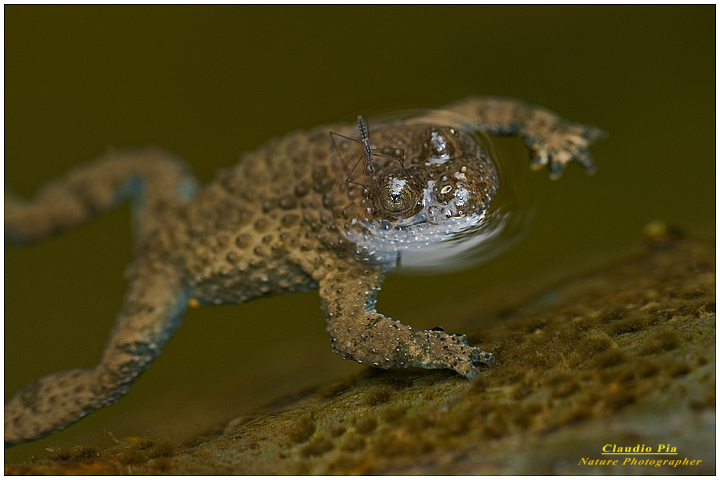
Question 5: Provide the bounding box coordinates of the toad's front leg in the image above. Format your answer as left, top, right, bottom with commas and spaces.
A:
319, 265, 495, 379
444, 96, 606, 179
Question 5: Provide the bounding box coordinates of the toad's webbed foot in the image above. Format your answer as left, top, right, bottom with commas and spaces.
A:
523, 115, 606, 179
444, 96, 606, 179
318, 265, 495, 379
414, 330, 496, 379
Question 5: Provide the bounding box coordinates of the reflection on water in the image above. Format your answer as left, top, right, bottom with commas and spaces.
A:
398, 129, 536, 273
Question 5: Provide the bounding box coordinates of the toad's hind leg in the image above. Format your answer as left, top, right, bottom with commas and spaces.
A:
5, 148, 198, 447
5, 147, 199, 243
4, 263, 190, 447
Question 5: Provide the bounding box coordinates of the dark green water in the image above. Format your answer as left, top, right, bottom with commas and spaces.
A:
5, 6, 714, 462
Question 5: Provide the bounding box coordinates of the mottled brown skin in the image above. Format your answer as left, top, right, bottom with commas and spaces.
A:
4, 97, 604, 447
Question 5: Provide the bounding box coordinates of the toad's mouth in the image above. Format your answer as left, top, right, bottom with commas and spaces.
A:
343, 173, 532, 273
343, 179, 489, 269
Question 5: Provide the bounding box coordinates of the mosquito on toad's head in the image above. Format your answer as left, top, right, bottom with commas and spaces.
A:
330, 115, 407, 191
356, 115, 375, 174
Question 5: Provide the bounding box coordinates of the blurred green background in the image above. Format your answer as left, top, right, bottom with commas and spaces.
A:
5, 6, 714, 462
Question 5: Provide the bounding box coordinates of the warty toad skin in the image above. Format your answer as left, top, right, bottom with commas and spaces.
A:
4, 97, 604, 446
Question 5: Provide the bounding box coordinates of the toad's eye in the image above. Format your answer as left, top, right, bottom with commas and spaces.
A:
372, 173, 421, 217
423, 129, 455, 160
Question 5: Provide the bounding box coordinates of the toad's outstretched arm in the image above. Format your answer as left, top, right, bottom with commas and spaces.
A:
440, 96, 606, 179
317, 261, 495, 380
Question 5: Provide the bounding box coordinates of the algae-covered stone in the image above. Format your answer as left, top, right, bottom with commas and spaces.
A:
6, 234, 715, 475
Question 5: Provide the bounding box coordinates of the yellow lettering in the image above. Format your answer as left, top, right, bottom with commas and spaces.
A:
602, 444, 613, 453
580, 458, 620, 466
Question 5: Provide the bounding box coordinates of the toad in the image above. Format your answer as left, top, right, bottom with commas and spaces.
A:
4, 97, 604, 446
